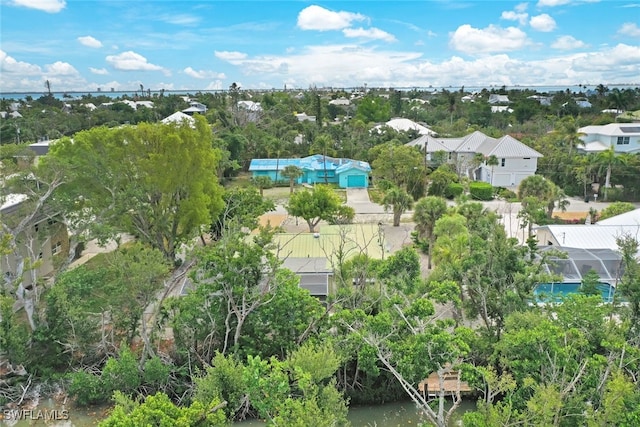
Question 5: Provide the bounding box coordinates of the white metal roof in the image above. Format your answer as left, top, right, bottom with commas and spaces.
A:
535, 224, 640, 251
407, 131, 542, 158
579, 123, 640, 137
597, 208, 640, 226
162, 111, 195, 125
374, 118, 436, 136
1, 193, 28, 212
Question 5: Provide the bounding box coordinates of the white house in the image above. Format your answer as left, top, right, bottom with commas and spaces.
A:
578, 123, 640, 154
162, 111, 195, 126
407, 130, 543, 187
295, 112, 316, 122
182, 101, 207, 115
329, 97, 351, 106
491, 106, 513, 114
374, 118, 436, 136
534, 208, 640, 255
488, 94, 510, 104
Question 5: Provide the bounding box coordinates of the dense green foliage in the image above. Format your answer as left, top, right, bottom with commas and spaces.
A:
2, 86, 640, 424
468, 181, 494, 201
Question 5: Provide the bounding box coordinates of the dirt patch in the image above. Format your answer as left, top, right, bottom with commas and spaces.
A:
553, 211, 588, 220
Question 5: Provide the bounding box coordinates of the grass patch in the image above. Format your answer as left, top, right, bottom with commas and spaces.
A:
368, 188, 384, 204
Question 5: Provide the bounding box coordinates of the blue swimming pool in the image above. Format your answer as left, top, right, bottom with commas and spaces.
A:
534, 282, 617, 303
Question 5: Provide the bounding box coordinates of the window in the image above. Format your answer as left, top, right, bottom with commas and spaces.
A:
53, 241, 62, 255
501, 158, 506, 167
617, 137, 630, 145
523, 157, 530, 160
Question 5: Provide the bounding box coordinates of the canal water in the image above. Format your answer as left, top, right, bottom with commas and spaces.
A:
4, 398, 475, 426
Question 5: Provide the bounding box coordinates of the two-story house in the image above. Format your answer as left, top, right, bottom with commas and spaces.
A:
578, 123, 640, 154
407, 130, 543, 188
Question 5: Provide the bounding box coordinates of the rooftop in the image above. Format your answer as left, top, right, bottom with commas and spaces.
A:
272, 224, 386, 270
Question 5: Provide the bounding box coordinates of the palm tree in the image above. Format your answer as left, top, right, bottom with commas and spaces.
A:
382, 186, 414, 227
281, 165, 303, 194
554, 116, 585, 157
573, 153, 598, 202
486, 155, 499, 187
252, 176, 273, 197
312, 134, 335, 184
597, 147, 630, 201
413, 196, 448, 269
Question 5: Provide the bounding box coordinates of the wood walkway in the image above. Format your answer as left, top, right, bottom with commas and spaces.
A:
418, 371, 472, 398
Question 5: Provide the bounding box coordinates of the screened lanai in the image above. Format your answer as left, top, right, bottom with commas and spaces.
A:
537, 247, 624, 284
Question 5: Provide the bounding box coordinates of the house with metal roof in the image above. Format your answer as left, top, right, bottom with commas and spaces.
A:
488, 94, 510, 104
578, 123, 640, 154
272, 224, 386, 298
372, 118, 436, 136
249, 155, 371, 188
407, 130, 543, 187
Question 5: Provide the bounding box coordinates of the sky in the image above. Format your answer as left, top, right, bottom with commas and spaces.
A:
1, 0, 639, 93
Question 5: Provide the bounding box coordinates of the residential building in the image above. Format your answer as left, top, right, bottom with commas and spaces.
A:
162, 111, 195, 126
373, 118, 436, 136
249, 155, 371, 188
488, 94, 510, 104
1, 194, 70, 291
578, 123, 640, 154
295, 112, 316, 122
407, 130, 543, 187
182, 101, 207, 115
271, 224, 386, 298
328, 97, 351, 106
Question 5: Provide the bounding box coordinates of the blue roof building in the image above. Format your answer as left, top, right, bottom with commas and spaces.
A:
249, 155, 371, 188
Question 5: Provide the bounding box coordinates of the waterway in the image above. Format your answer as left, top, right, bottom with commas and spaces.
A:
3, 398, 475, 426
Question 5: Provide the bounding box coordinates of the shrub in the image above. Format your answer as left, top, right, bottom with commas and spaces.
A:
497, 187, 517, 200
598, 201, 635, 220
444, 183, 464, 199
469, 182, 493, 201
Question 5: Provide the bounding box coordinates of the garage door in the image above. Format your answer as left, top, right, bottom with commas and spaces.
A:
347, 175, 366, 188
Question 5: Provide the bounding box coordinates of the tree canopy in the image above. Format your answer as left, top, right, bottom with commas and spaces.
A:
47, 115, 224, 260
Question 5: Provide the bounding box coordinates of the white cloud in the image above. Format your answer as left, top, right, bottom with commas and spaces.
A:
105, 51, 165, 72
342, 27, 396, 42
449, 24, 530, 54
158, 14, 200, 25
551, 35, 586, 49
515, 2, 529, 12
77, 36, 103, 48
214, 51, 248, 61
618, 22, 640, 37
537, 0, 599, 6
205, 80, 224, 90
183, 67, 226, 79
530, 14, 557, 32
45, 61, 79, 76
501, 10, 529, 25
537, 0, 571, 6
297, 5, 365, 31
0, 50, 42, 75
9, 0, 65, 13
89, 67, 109, 75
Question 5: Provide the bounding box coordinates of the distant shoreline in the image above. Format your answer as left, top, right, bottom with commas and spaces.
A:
1, 84, 638, 101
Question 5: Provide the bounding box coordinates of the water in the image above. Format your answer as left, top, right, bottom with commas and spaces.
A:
1, 84, 638, 101
235, 400, 475, 427
534, 282, 617, 303
2, 399, 475, 426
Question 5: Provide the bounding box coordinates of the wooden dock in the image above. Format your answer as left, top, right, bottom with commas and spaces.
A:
418, 371, 472, 398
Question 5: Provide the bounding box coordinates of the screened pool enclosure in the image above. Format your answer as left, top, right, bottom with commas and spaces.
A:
534, 247, 624, 303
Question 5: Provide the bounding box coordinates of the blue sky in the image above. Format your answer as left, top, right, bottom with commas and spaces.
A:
1, 0, 639, 92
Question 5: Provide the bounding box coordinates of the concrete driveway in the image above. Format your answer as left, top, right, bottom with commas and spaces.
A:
346, 188, 386, 214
